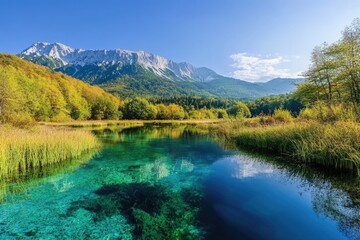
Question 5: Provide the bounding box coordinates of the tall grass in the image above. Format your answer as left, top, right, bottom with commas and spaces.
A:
232, 122, 360, 174
202, 121, 360, 174
0, 126, 100, 179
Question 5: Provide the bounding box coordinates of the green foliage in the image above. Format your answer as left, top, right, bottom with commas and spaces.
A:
272, 109, 293, 123
247, 94, 303, 116
19, 54, 65, 69
94, 64, 213, 98
227, 101, 251, 119
156, 104, 185, 120
296, 18, 360, 121
0, 54, 122, 124
122, 97, 230, 120
298, 102, 357, 122
188, 108, 217, 119
214, 108, 229, 119
149, 96, 237, 111
124, 98, 157, 120
195, 77, 278, 99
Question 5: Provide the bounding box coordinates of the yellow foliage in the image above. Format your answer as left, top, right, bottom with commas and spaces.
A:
0, 54, 122, 124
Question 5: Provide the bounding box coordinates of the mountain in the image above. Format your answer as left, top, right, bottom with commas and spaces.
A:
0, 54, 121, 121
19, 42, 302, 99
259, 78, 304, 95
20, 42, 205, 82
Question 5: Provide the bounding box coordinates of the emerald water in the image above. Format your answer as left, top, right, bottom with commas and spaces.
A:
0, 124, 359, 239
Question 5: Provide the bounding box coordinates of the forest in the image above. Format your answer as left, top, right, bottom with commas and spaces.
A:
0, 55, 305, 125
0, 54, 121, 126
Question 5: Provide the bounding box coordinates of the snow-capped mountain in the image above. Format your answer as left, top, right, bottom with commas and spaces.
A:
19, 42, 303, 98
20, 42, 207, 81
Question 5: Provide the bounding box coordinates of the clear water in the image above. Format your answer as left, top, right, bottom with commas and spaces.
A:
0, 124, 359, 239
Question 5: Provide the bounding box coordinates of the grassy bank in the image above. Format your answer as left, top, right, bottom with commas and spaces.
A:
40, 119, 221, 128
205, 121, 360, 174
0, 126, 100, 179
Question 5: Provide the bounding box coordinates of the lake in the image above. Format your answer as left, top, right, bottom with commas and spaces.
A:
0, 124, 359, 239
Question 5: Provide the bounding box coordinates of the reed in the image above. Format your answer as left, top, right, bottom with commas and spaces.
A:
0, 126, 100, 179
205, 121, 360, 174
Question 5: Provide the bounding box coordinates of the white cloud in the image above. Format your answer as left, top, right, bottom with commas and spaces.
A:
230, 156, 274, 179
230, 53, 301, 82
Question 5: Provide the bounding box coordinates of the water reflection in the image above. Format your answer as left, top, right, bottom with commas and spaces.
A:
97, 124, 360, 239
230, 156, 274, 179
0, 150, 98, 203
204, 146, 360, 239
0, 124, 359, 239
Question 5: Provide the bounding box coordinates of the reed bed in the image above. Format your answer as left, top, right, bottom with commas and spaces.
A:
204, 121, 360, 174
0, 126, 100, 179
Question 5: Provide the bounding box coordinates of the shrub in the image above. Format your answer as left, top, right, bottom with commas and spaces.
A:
214, 109, 229, 119
272, 109, 293, 123
299, 103, 358, 122
1, 113, 36, 128
156, 104, 185, 120
227, 102, 251, 119
298, 108, 318, 121
124, 98, 157, 120
259, 116, 276, 125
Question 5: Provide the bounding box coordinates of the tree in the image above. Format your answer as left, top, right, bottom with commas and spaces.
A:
227, 102, 251, 119
0, 67, 26, 121
297, 18, 360, 120
124, 98, 157, 120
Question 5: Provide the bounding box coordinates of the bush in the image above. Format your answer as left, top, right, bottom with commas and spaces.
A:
188, 108, 220, 119
298, 108, 318, 121
298, 103, 358, 122
227, 102, 251, 119
124, 98, 157, 120
214, 109, 229, 119
1, 113, 36, 128
272, 109, 293, 123
259, 116, 276, 125
156, 104, 185, 120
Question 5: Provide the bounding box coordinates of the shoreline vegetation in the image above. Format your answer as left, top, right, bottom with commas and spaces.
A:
0, 126, 100, 180
0, 19, 360, 180
200, 120, 360, 175
0, 117, 359, 180
0, 120, 220, 181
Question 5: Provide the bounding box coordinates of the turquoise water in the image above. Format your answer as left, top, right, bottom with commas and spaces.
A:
0, 125, 359, 239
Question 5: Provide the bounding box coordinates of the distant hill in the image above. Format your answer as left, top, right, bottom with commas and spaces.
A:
0, 54, 121, 121
259, 78, 304, 95
19, 42, 303, 99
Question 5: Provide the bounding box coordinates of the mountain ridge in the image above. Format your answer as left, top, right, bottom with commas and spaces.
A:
19, 42, 304, 98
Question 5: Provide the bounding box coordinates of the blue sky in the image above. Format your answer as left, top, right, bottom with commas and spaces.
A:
1, 0, 360, 82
